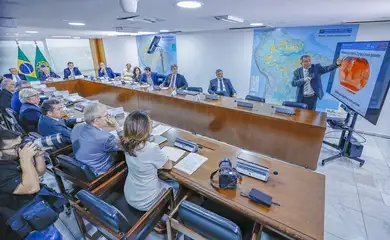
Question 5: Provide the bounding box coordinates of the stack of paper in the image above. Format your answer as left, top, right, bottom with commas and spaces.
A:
174, 153, 208, 175
152, 125, 171, 136
161, 146, 186, 162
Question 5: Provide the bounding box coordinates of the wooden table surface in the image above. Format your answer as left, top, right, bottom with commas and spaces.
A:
65, 100, 325, 240
48, 79, 327, 170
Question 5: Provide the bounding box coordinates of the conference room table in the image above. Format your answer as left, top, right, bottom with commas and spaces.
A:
63, 101, 326, 240
47, 79, 327, 170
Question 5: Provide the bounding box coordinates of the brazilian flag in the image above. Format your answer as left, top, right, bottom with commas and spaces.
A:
17, 46, 38, 81
35, 45, 50, 75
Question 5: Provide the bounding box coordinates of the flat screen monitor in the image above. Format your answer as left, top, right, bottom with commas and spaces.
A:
147, 36, 161, 54
327, 41, 390, 125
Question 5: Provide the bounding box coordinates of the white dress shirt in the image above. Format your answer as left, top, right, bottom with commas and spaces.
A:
217, 78, 226, 92
12, 74, 21, 82
303, 68, 315, 96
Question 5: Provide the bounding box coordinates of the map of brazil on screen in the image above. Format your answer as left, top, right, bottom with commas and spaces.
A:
136, 34, 177, 74
249, 25, 359, 111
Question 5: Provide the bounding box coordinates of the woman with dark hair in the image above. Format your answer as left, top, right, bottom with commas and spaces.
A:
120, 111, 178, 211
132, 67, 142, 82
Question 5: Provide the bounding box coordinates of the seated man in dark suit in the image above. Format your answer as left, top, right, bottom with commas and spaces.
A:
140, 67, 165, 86
11, 80, 32, 114
98, 62, 117, 79
0, 129, 46, 239
38, 99, 82, 147
38, 67, 60, 81
3, 68, 27, 82
19, 88, 42, 132
63, 61, 82, 79
162, 64, 188, 89
0, 79, 16, 112
208, 69, 236, 97
71, 103, 122, 176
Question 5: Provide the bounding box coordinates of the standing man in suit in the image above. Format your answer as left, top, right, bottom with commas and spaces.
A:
292, 55, 344, 111
64, 62, 82, 79
208, 69, 236, 97
3, 68, 27, 82
98, 62, 117, 79
140, 67, 165, 86
39, 67, 60, 81
162, 64, 188, 89
0, 79, 16, 112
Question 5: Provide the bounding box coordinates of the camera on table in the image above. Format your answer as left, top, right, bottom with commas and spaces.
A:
21, 133, 65, 151
210, 158, 241, 189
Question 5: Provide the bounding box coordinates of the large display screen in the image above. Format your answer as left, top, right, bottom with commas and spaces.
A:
327, 41, 390, 125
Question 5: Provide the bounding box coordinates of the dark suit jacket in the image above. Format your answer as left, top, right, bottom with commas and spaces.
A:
0, 89, 13, 112
3, 74, 27, 81
208, 78, 236, 97
11, 91, 22, 113
39, 71, 60, 81
140, 72, 165, 85
162, 73, 188, 89
292, 63, 338, 102
38, 115, 77, 147
63, 67, 82, 79
19, 102, 42, 133
98, 67, 118, 78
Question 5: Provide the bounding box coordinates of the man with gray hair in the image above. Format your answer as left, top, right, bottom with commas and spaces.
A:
0, 79, 16, 112
19, 88, 42, 132
71, 103, 122, 176
11, 80, 32, 113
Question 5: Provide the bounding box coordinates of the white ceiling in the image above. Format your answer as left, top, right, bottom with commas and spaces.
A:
1, 0, 390, 39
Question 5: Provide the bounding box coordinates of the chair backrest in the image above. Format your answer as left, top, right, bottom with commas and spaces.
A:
56, 155, 96, 182
282, 101, 308, 110
76, 190, 131, 233
3, 108, 25, 134
186, 87, 203, 93
178, 200, 242, 240
0, 113, 8, 130
245, 95, 265, 103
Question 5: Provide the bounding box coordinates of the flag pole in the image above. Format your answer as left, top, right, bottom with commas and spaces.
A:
16, 40, 19, 46
34, 41, 37, 45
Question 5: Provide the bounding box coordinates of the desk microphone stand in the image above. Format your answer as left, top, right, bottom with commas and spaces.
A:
322, 107, 365, 167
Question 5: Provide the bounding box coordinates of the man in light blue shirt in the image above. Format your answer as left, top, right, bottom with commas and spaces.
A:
71, 103, 122, 176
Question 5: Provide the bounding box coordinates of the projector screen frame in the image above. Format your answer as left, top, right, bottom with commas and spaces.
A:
327, 41, 390, 125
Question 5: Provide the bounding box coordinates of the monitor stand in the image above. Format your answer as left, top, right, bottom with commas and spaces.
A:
322, 110, 365, 167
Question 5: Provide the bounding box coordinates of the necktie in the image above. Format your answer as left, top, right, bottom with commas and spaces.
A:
219, 79, 224, 92
303, 69, 310, 94
171, 74, 176, 88
16, 75, 20, 81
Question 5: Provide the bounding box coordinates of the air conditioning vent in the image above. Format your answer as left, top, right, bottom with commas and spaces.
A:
117, 15, 165, 24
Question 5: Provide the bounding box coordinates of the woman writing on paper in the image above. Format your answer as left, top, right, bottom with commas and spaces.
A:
120, 110, 178, 211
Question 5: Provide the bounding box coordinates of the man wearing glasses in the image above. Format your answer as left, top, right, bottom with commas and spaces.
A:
38, 99, 83, 148
0, 129, 46, 239
71, 103, 122, 176
19, 88, 42, 133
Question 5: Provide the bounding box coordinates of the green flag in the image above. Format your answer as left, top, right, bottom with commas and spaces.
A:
35, 45, 50, 76
17, 46, 37, 81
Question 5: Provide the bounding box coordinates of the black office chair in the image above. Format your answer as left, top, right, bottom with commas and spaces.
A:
3, 108, 25, 134
186, 87, 203, 93
72, 172, 174, 240
245, 95, 265, 103
282, 101, 308, 109
0, 113, 8, 130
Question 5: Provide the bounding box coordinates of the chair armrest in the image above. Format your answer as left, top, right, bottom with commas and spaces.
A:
49, 144, 73, 163
91, 167, 128, 196
88, 161, 127, 190
53, 165, 90, 189
125, 188, 175, 239
251, 223, 262, 240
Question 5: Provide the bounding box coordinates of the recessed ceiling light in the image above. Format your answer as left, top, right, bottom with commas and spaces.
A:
68, 22, 85, 26
25, 31, 38, 33
160, 30, 170, 33
177, 1, 203, 9
250, 23, 264, 27
137, 31, 157, 35
73, 37, 81, 39
52, 36, 71, 38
